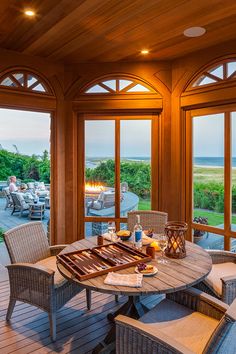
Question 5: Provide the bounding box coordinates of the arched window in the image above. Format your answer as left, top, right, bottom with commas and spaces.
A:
0, 70, 52, 94
189, 59, 236, 88
84, 78, 154, 94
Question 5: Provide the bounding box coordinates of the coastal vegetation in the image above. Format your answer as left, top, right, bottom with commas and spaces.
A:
86, 161, 236, 219
0, 149, 50, 183
1, 149, 235, 221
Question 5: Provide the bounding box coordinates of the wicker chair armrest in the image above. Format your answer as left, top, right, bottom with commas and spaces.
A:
207, 250, 236, 264
6, 262, 54, 277
6, 263, 55, 312
115, 315, 194, 354
222, 275, 236, 283
221, 277, 236, 305
49, 245, 68, 256
167, 287, 228, 320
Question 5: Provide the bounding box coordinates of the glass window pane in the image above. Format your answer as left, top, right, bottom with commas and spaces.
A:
119, 79, 133, 90
85, 120, 115, 217
120, 120, 151, 216
231, 237, 236, 252
102, 80, 116, 91
85, 222, 109, 238
32, 83, 46, 92
232, 112, 236, 231
13, 73, 24, 85
27, 75, 38, 87
209, 65, 223, 79
126, 84, 150, 92
198, 76, 217, 86
0, 76, 18, 87
227, 62, 236, 77
194, 231, 224, 250
193, 114, 224, 227
86, 84, 109, 93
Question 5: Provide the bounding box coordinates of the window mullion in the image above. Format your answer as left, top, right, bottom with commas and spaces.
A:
224, 111, 232, 250
115, 119, 120, 230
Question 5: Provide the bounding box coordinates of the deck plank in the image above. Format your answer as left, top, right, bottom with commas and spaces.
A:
0, 281, 161, 354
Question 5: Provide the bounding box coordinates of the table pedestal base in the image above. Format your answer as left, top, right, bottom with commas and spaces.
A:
92, 296, 149, 354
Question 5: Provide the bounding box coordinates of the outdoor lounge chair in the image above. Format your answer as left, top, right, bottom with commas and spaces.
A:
196, 250, 236, 305
115, 287, 236, 354
11, 192, 30, 217
4, 222, 91, 341
3, 187, 13, 210
87, 190, 116, 211
127, 210, 168, 234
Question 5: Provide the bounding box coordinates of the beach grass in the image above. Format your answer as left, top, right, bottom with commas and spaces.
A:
194, 166, 236, 184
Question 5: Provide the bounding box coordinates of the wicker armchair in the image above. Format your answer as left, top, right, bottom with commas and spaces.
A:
115, 287, 236, 354
4, 222, 91, 341
127, 210, 168, 234
195, 250, 236, 305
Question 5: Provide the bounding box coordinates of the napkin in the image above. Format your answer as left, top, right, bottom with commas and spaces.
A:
104, 272, 143, 287
102, 232, 113, 241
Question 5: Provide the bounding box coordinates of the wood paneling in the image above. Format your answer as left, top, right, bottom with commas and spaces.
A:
0, 0, 236, 63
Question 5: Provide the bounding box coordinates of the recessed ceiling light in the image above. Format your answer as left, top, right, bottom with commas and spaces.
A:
183, 27, 206, 37
24, 9, 36, 17
141, 49, 149, 55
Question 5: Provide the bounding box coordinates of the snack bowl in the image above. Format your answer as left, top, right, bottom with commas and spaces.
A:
116, 230, 132, 241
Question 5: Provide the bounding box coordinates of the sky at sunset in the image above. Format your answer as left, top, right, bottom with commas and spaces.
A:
0, 109, 50, 155
1, 109, 236, 158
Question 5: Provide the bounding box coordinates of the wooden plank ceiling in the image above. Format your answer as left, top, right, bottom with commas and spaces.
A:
0, 0, 236, 63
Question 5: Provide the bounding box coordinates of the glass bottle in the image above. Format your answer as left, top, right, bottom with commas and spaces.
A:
134, 215, 142, 250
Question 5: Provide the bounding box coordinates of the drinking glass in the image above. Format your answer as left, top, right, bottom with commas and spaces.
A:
107, 222, 117, 242
157, 234, 168, 264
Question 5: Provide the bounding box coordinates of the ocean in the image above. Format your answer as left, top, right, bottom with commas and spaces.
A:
86, 157, 236, 169
194, 157, 236, 167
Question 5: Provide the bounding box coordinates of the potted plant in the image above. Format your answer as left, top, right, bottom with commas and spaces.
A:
193, 216, 208, 241
0, 228, 4, 243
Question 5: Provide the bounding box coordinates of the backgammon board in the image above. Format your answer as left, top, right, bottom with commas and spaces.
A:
57, 242, 151, 281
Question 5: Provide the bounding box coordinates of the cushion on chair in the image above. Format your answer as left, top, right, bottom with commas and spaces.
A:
139, 299, 219, 354
204, 262, 236, 296
35, 256, 67, 288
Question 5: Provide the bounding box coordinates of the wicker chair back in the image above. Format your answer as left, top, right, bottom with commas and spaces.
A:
127, 210, 168, 234
4, 222, 50, 264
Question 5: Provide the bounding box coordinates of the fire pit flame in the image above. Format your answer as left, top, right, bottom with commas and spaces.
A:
85, 182, 105, 193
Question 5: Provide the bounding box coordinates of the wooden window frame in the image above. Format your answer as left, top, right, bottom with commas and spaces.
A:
80, 113, 159, 236
0, 70, 53, 95
185, 105, 236, 250
83, 78, 156, 95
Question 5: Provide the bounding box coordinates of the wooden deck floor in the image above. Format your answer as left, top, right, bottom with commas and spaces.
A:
0, 280, 160, 354
0, 198, 49, 232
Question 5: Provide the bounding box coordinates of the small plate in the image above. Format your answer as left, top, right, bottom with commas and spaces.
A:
135, 266, 158, 277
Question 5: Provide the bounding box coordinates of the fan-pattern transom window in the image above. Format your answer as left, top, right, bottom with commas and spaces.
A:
192, 60, 236, 88
0, 71, 50, 93
85, 78, 153, 94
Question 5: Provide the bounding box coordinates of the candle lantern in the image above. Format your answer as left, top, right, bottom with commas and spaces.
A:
164, 221, 188, 259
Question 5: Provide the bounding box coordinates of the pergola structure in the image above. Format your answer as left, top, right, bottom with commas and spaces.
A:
0, 0, 236, 250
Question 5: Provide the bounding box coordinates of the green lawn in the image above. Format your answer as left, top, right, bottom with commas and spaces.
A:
138, 198, 151, 210
194, 209, 236, 226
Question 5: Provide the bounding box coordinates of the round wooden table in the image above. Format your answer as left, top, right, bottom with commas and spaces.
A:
57, 238, 212, 353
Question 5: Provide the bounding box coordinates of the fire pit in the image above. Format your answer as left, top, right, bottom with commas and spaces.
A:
85, 182, 105, 198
